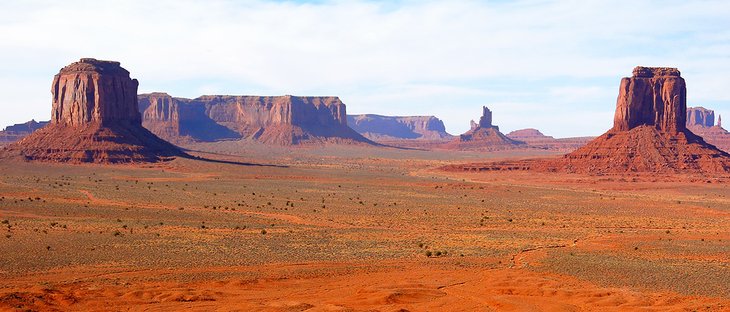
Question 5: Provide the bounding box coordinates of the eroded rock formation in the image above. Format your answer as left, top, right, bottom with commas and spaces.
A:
687, 107, 715, 128
446, 67, 730, 174
612, 67, 686, 133
138, 93, 370, 145
346, 114, 452, 141
561, 67, 730, 173
0, 120, 49, 146
2, 58, 183, 163
685, 107, 730, 153
444, 106, 523, 150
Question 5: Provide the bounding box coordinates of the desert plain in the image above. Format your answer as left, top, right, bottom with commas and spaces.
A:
0, 145, 728, 311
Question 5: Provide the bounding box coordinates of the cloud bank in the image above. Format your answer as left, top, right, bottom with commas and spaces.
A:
1, 0, 729, 137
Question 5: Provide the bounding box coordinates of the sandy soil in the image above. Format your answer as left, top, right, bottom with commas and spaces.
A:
0, 146, 729, 311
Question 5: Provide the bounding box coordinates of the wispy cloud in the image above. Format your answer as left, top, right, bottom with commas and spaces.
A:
0, 0, 729, 136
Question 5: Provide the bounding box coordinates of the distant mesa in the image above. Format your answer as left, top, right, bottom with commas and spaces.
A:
448, 66, 730, 174
686, 107, 730, 153
1, 58, 184, 163
687, 107, 715, 128
443, 106, 524, 150
138, 93, 371, 146
346, 114, 453, 141
505, 128, 593, 151
0, 120, 48, 146
506, 128, 553, 141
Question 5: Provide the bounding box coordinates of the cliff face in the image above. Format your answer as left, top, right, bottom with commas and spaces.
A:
346, 114, 452, 140
51, 58, 141, 127
684, 107, 730, 153
562, 66, 730, 173
138, 94, 369, 145
446, 67, 730, 174
686, 107, 715, 128
2, 58, 183, 163
612, 66, 686, 133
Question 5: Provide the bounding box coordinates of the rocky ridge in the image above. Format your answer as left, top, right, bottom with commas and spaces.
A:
346, 114, 452, 141
138, 93, 371, 145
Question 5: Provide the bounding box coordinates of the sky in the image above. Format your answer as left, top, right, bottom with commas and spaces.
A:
1, 0, 729, 138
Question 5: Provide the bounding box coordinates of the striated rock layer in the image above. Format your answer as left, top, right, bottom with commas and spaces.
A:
445, 67, 730, 174
138, 93, 371, 145
2, 58, 184, 163
346, 114, 452, 141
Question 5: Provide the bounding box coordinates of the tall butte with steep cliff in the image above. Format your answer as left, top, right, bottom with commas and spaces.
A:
444, 106, 523, 150
561, 66, 730, 173
1, 58, 183, 163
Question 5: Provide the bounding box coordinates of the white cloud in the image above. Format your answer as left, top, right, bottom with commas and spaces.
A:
0, 0, 729, 137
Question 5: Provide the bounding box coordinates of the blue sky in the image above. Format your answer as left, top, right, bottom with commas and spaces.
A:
1, 0, 729, 137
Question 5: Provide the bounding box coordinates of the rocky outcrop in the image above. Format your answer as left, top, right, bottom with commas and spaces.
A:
443, 106, 524, 150
138, 93, 370, 145
0, 120, 49, 146
2, 58, 184, 163
445, 66, 730, 174
51, 59, 141, 127
612, 67, 686, 133
478, 106, 493, 128
346, 114, 452, 140
687, 107, 715, 128
561, 67, 729, 173
138, 93, 240, 143
684, 107, 730, 153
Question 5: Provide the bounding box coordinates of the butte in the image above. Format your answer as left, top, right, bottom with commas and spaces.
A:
442, 106, 523, 150
447, 66, 730, 174
1, 58, 184, 163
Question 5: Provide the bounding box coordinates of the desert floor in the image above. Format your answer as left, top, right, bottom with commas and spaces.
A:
0, 144, 729, 311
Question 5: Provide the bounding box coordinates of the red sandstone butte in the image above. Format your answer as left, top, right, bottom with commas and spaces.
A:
445, 66, 730, 174
442, 106, 524, 150
1, 58, 184, 163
